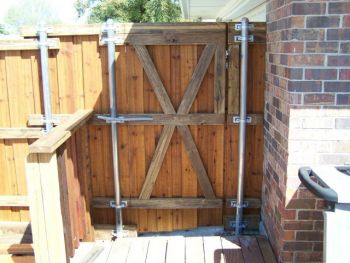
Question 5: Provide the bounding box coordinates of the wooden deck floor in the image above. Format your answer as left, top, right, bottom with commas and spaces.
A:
72, 235, 277, 263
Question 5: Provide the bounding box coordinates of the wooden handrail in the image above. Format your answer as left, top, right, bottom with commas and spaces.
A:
29, 109, 93, 154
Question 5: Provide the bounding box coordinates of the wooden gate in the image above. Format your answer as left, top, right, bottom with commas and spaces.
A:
91, 24, 227, 232
0, 23, 266, 234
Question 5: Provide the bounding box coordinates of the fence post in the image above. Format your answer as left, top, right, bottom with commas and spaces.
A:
26, 153, 67, 263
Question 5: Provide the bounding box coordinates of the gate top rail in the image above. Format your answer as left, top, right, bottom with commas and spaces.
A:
20, 23, 226, 45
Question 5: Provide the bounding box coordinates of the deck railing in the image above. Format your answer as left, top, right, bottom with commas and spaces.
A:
26, 109, 93, 263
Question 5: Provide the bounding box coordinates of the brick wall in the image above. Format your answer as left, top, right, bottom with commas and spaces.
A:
264, 0, 350, 262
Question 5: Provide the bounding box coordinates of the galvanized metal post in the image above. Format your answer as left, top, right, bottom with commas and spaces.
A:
38, 23, 53, 132
105, 19, 125, 237
235, 17, 249, 236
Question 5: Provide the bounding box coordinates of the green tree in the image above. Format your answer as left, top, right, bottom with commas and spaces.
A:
76, 0, 182, 23
5, 0, 60, 29
0, 24, 7, 34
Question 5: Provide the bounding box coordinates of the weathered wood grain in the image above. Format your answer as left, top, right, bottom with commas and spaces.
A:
92, 197, 223, 209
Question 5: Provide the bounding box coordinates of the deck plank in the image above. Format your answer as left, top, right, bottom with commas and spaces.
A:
221, 236, 244, 263
185, 237, 205, 263
71, 235, 273, 263
106, 238, 132, 263
126, 237, 149, 263
146, 237, 167, 263
165, 236, 185, 263
239, 236, 264, 263
94, 241, 112, 263
256, 236, 277, 263
203, 236, 224, 263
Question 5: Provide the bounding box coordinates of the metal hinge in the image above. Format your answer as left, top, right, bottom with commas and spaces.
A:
229, 220, 247, 230
230, 200, 249, 208
234, 35, 254, 42
232, 116, 252, 124
110, 200, 128, 209
235, 23, 254, 31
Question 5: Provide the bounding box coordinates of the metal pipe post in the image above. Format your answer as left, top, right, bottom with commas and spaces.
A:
38, 23, 53, 132
106, 19, 124, 237
235, 17, 249, 236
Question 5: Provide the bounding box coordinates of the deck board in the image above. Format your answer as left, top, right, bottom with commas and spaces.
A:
221, 236, 244, 263
165, 236, 185, 263
146, 237, 167, 263
126, 237, 149, 263
72, 235, 275, 263
239, 236, 264, 263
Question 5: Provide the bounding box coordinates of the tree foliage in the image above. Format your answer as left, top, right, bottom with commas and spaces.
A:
5, 0, 60, 28
76, 0, 182, 23
0, 25, 7, 35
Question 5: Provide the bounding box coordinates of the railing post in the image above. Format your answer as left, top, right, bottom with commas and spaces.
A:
26, 153, 67, 263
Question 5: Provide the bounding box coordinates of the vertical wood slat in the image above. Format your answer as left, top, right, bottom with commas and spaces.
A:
26, 153, 67, 263
57, 145, 74, 261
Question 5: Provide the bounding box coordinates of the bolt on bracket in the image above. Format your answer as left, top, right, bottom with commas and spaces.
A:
110, 200, 128, 209
230, 200, 249, 208
232, 116, 252, 124
234, 35, 254, 42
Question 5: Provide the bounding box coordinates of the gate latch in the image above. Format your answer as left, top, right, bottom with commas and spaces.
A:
97, 115, 153, 123
232, 116, 252, 124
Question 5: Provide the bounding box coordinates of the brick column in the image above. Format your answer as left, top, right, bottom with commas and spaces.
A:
263, 0, 350, 262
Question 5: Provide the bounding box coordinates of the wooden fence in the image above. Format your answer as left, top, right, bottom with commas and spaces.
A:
0, 22, 266, 250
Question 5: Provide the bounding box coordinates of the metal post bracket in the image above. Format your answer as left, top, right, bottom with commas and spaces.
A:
230, 200, 249, 208
234, 35, 254, 42
235, 23, 254, 31
110, 200, 128, 209
232, 116, 252, 124
230, 220, 247, 230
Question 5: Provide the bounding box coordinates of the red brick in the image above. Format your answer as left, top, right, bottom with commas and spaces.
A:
284, 221, 314, 230
305, 41, 339, 53
306, 16, 340, 28
314, 221, 324, 231
283, 241, 313, 251
328, 55, 350, 66
289, 29, 325, 41
316, 199, 327, 209
313, 242, 323, 252
295, 251, 323, 262
305, 69, 337, 80
303, 93, 335, 105
281, 252, 293, 262
344, 15, 350, 27
337, 94, 350, 105
329, 2, 350, 14
283, 230, 295, 241
327, 29, 350, 40
340, 43, 350, 54
288, 81, 322, 92
324, 82, 350, 92
292, 3, 326, 15
288, 54, 325, 67
298, 210, 323, 220
287, 199, 316, 209
340, 69, 350, 80
296, 231, 323, 241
